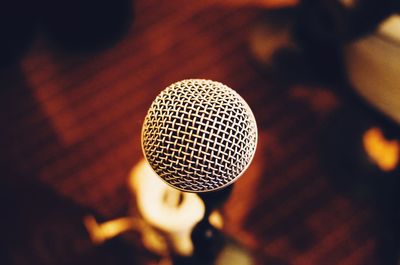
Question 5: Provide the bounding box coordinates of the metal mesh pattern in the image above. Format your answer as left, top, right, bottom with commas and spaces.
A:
141, 79, 258, 192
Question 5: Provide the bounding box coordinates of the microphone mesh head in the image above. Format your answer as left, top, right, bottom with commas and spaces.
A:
142, 79, 258, 193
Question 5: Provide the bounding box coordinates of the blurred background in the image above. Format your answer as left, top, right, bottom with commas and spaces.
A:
0, 0, 400, 264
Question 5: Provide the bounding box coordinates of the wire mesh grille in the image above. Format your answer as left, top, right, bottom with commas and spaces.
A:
141, 79, 258, 192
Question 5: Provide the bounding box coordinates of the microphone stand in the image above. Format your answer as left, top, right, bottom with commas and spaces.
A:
174, 186, 239, 265
192, 186, 233, 263
85, 163, 257, 265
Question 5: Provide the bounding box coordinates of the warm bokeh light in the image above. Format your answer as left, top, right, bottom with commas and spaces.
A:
84, 215, 144, 245
84, 215, 171, 256
129, 159, 206, 256
363, 127, 400, 172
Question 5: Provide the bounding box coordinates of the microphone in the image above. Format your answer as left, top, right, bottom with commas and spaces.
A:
141, 79, 258, 263
141, 79, 258, 193
85, 80, 258, 264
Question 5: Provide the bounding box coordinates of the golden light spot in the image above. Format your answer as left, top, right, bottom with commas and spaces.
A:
84, 216, 144, 245
363, 127, 400, 172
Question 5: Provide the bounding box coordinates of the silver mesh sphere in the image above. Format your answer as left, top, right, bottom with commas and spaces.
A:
141, 79, 258, 192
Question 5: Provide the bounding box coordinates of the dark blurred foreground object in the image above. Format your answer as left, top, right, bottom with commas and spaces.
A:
306, 2, 400, 263
0, 0, 37, 69
248, 0, 396, 85
320, 102, 400, 265
295, 0, 400, 197
320, 104, 400, 202
293, 0, 394, 84
39, 0, 134, 52
0, 165, 143, 265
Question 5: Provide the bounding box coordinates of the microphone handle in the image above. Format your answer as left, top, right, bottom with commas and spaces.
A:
184, 185, 233, 264
198, 185, 234, 217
